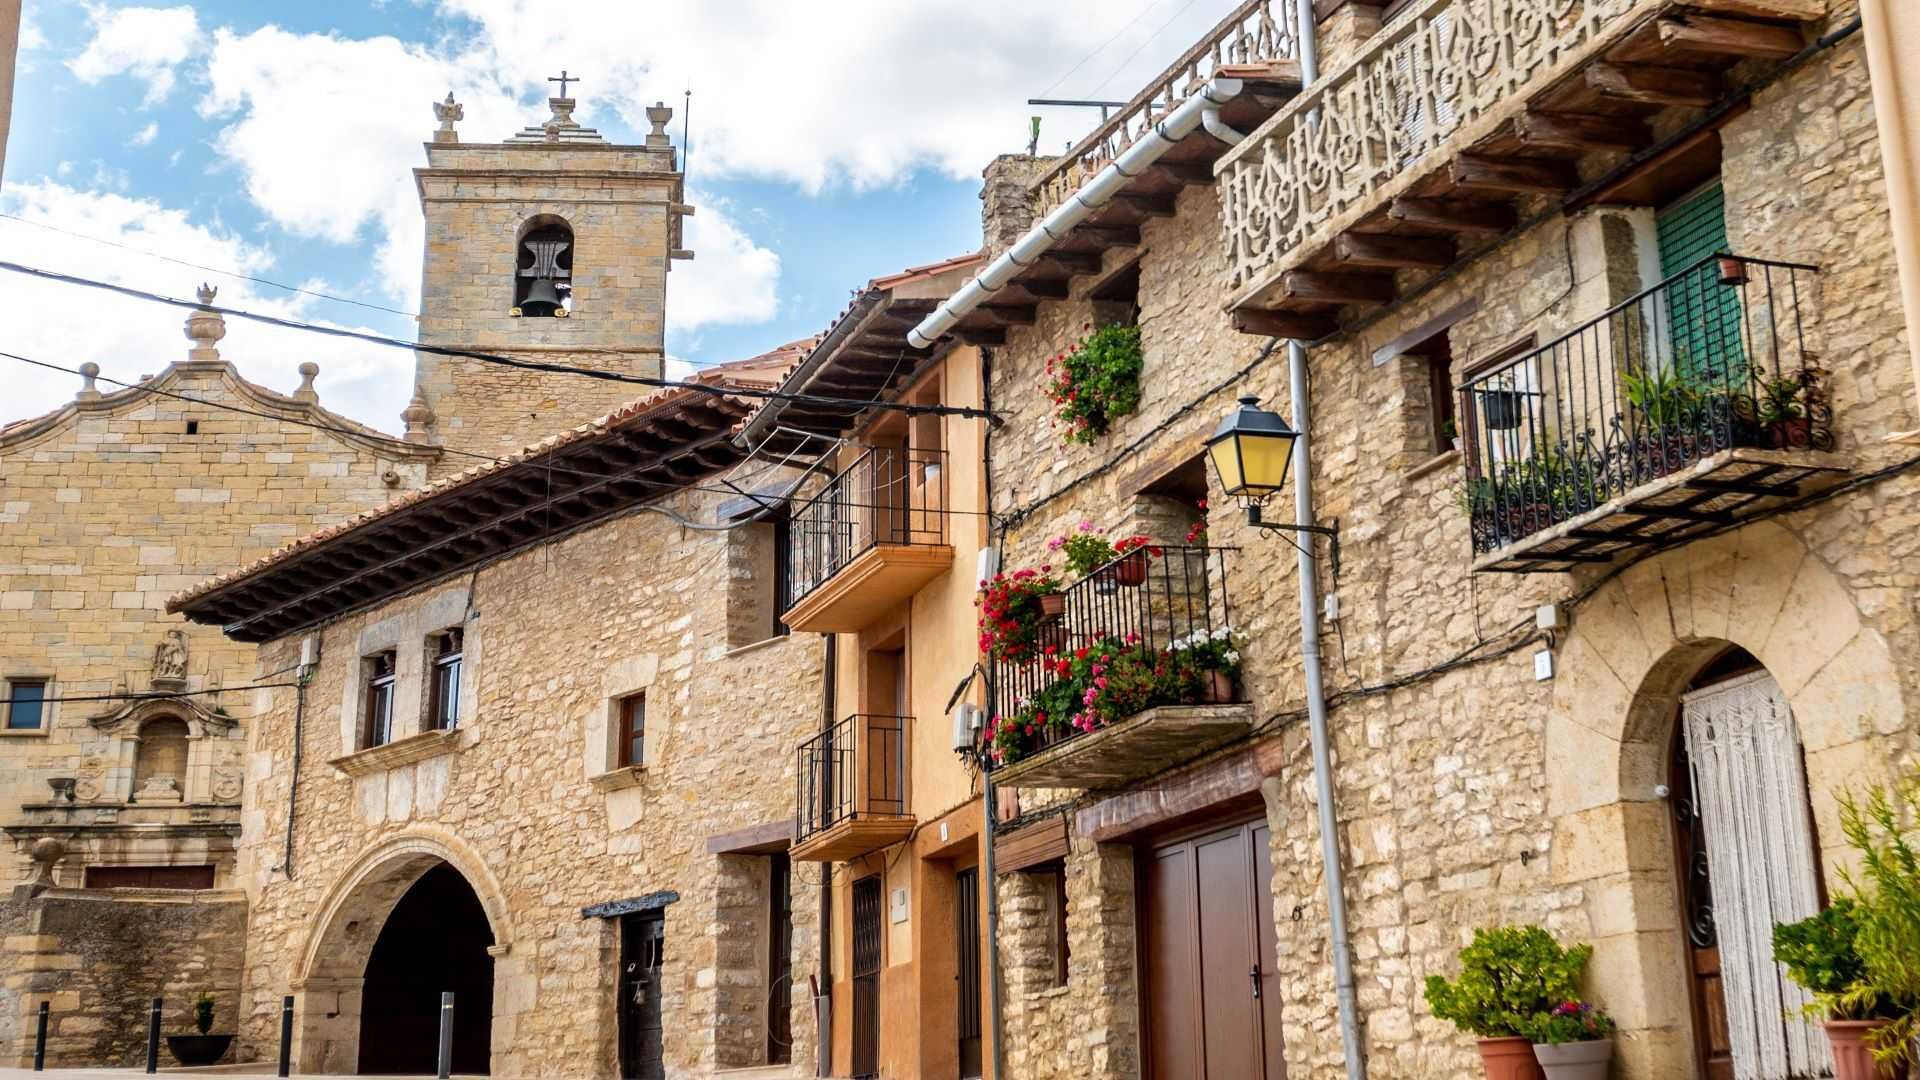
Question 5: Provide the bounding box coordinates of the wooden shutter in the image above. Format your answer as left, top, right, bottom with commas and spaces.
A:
1657, 181, 1744, 382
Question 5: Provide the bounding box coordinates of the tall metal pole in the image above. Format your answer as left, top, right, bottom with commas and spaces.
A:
144, 998, 162, 1074
277, 995, 294, 1078
32, 1000, 49, 1071
436, 992, 455, 1079
1290, 4, 1364, 1077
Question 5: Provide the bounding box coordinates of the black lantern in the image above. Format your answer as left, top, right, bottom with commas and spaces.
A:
1206, 395, 1300, 507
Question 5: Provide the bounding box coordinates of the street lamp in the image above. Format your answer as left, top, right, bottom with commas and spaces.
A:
1206, 395, 1339, 572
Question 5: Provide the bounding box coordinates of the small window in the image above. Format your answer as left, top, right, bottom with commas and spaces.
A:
427, 628, 463, 731
617, 693, 645, 768
1412, 330, 1458, 455
6, 679, 47, 730
1088, 254, 1142, 328
1034, 861, 1071, 987
185, 420, 199, 435
362, 651, 396, 749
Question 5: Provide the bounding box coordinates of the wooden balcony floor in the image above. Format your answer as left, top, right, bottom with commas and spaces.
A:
789, 815, 917, 863
1473, 447, 1848, 573
992, 704, 1257, 790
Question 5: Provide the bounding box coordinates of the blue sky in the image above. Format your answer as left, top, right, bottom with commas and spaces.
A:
3, 0, 1235, 429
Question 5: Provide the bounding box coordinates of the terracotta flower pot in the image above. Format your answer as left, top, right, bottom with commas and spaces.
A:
1476, 1036, 1546, 1080
1114, 551, 1149, 587
1037, 592, 1067, 620
1203, 670, 1236, 704
1532, 1038, 1612, 1080
1826, 1020, 1912, 1080
1767, 416, 1811, 450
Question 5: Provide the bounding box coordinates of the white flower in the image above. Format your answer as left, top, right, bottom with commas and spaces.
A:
1212, 627, 1230, 641
1224, 650, 1241, 665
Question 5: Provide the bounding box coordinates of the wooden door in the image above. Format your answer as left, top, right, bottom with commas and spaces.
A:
851, 875, 882, 1079
618, 912, 664, 1080
956, 867, 984, 1079
1672, 722, 1735, 1080
1142, 818, 1285, 1080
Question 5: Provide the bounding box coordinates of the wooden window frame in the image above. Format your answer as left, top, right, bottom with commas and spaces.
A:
616, 693, 645, 769
1047, 863, 1071, 988
362, 652, 396, 749
5, 678, 48, 731
427, 628, 464, 731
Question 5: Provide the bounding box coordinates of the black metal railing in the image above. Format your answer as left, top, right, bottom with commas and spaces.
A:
1458, 254, 1824, 554
794, 714, 909, 845
990, 545, 1238, 764
785, 446, 948, 610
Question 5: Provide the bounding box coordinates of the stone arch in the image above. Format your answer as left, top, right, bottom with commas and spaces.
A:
130, 715, 190, 802
512, 213, 574, 317
1543, 519, 1905, 1077
289, 828, 516, 1074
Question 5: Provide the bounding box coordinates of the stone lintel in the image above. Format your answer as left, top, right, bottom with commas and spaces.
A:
328, 728, 464, 778
580, 890, 680, 920
1075, 744, 1266, 842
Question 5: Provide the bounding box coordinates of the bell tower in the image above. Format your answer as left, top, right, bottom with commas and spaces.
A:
407, 78, 691, 474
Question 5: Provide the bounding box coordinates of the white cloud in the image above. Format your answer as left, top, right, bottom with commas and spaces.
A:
18, 8, 49, 52
672, 191, 780, 332
68, 5, 203, 106
0, 182, 414, 433
129, 121, 160, 146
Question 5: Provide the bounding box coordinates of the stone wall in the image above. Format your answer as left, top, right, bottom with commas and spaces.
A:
0, 351, 431, 887
0, 887, 248, 1068
982, 26, 1920, 1080
230, 483, 825, 1077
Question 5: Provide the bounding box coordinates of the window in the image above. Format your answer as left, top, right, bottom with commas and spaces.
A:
1409, 329, 1458, 456
5, 679, 47, 730
617, 693, 645, 768
84, 865, 215, 890
427, 628, 463, 731
185, 420, 199, 435
1089, 253, 1142, 328
362, 651, 396, 749
1044, 864, 1070, 987
727, 509, 792, 647
512, 219, 574, 317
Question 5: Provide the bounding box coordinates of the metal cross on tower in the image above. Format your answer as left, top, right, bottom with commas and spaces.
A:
548, 70, 579, 98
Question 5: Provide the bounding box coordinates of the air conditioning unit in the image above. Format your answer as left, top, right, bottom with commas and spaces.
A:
950, 704, 981, 752
975, 546, 1000, 586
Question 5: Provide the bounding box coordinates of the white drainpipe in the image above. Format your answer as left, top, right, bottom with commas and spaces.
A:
908, 78, 1246, 349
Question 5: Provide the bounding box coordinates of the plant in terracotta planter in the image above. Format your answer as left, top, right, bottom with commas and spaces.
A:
1106, 535, 1160, 588
1050, 520, 1118, 579
1775, 769, 1920, 1079
1170, 627, 1247, 704
1045, 323, 1143, 446
166, 992, 233, 1067
976, 568, 1062, 666
1425, 925, 1591, 1080
1758, 368, 1811, 449
1521, 1001, 1616, 1080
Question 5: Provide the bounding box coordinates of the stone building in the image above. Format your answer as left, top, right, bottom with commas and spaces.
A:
896, 1, 1920, 1078
170, 369, 824, 1078
0, 293, 438, 890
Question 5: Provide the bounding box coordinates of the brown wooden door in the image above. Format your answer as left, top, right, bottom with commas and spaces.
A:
1142, 819, 1285, 1080
851, 875, 882, 1079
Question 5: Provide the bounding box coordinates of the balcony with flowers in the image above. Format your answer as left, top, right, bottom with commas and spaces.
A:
981, 532, 1253, 790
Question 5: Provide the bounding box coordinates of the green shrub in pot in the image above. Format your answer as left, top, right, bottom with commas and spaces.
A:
1424, 925, 1591, 1038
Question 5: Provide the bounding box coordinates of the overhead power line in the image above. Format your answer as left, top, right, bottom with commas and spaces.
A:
0, 259, 994, 422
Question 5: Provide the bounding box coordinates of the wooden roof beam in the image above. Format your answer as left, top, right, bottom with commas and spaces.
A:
1334, 233, 1455, 271
1585, 63, 1718, 109
1516, 111, 1648, 155
1279, 271, 1397, 306
1448, 155, 1577, 195
1656, 13, 1803, 59
1231, 309, 1337, 340
1389, 198, 1515, 235
1109, 193, 1177, 218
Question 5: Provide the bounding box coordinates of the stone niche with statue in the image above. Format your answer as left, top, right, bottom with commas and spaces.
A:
5, 630, 246, 888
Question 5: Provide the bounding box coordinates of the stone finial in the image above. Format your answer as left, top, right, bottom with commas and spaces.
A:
185, 283, 225, 362
294, 361, 320, 402
433, 92, 464, 144
645, 100, 674, 147
77, 361, 101, 401
23, 836, 66, 894
403, 391, 436, 444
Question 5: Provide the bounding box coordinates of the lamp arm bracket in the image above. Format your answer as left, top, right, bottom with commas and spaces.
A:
1247, 506, 1342, 578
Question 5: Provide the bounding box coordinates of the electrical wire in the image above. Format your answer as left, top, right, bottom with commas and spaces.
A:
0, 346, 1002, 521
0, 259, 995, 422
1035, 0, 1175, 102
2, 682, 303, 706
1085, 0, 1209, 100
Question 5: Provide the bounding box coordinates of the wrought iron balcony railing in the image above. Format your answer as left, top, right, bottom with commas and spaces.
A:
794, 714, 909, 846
1459, 253, 1824, 558
784, 445, 947, 611
990, 545, 1240, 770
1030, 0, 1302, 219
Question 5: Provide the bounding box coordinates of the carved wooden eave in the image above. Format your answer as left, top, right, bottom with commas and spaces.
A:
0, 359, 438, 463
1216, 0, 1828, 334
87, 694, 237, 739
168, 379, 764, 643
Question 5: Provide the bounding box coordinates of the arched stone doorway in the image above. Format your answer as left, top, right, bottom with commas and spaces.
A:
358, 862, 495, 1075
1545, 522, 1906, 1078
293, 832, 514, 1075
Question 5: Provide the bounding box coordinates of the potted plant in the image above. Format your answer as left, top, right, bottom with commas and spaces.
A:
1774, 770, 1920, 1079
1170, 627, 1248, 703
976, 568, 1062, 665
1045, 323, 1144, 446
1051, 521, 1118, 580
1425, 925, 1591, 1080
1109, 535, 1159, 588
166, 992, 233, 1067
1441, 416, 1462, 453
1522, 1001, 1616, 1080
1757, 369, 1811, 449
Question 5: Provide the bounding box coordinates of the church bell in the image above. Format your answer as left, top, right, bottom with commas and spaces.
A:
519, 276, 564, 316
